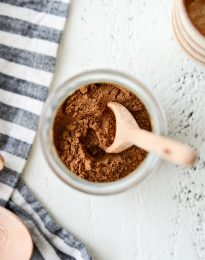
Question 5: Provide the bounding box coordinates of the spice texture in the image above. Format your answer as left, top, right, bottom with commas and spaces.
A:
53, 83, 151, 182
187, 0, 205, 36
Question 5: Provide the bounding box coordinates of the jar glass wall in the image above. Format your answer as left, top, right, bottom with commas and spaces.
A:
40, 70, 167, 195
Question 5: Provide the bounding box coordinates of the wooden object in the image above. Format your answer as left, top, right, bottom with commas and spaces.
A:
0, 207, 33, 260
172, 0, 205, 65
106, 102, 196, 166
0, 154, 4, 171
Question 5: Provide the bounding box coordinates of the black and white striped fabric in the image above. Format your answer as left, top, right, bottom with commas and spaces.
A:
0, 1, 91, 259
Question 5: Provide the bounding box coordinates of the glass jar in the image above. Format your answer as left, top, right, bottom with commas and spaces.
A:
40, 70, 167, 195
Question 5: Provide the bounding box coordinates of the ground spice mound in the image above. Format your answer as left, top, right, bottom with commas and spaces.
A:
186, 0, 205, 36
53, 83, 152, 182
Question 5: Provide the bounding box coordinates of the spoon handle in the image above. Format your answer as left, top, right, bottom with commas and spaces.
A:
130, 129, 196, 166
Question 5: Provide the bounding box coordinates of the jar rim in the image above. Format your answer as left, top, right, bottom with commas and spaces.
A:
177, 0, 205, 47
40, 69, 167, 195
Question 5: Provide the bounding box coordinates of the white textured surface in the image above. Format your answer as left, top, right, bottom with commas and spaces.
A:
23, 1, 205, 259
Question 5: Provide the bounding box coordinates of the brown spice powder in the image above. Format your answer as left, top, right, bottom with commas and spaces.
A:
186, 0, 205, 36
53, 83, 152, 182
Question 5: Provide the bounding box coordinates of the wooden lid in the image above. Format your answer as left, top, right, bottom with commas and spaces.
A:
0, 207, 33, 260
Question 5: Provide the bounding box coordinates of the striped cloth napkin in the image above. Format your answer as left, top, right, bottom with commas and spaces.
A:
0, 1, 91, 259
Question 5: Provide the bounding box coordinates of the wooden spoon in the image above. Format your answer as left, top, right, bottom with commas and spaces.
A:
106, 102, 196, 166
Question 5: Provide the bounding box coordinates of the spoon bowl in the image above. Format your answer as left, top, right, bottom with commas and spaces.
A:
106, 102, 196, 166
106, 102, 139, 153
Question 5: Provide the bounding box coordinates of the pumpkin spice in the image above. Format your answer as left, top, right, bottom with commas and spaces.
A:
53, 83, 152, 182
186, 0, 205, 36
